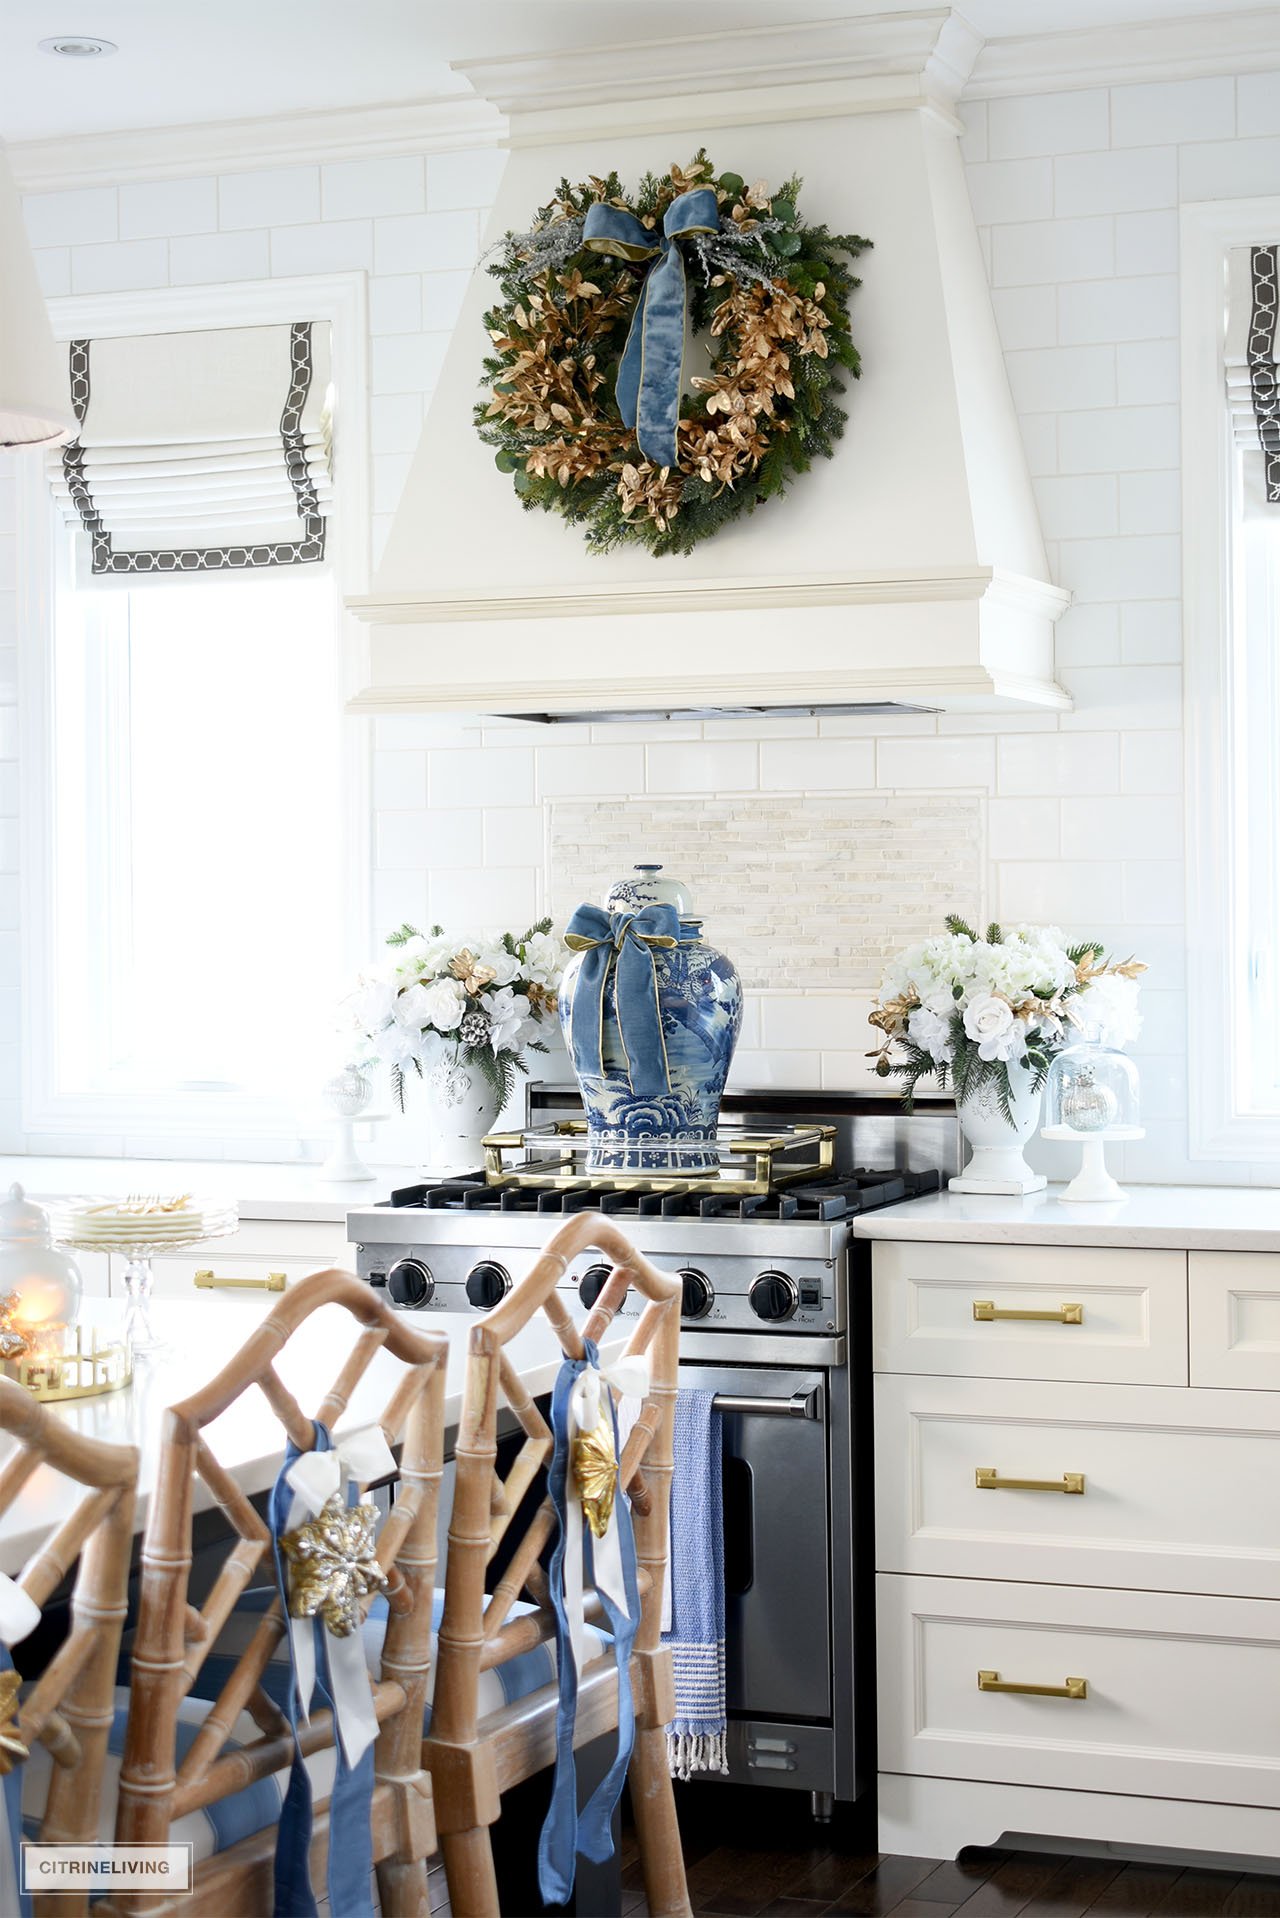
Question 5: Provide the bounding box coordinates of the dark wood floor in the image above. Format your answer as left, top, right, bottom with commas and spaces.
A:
618, 1786, 1280, 1918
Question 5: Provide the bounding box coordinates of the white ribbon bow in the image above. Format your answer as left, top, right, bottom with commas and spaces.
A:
564, 1352, 649, 1676
282, 1424, 397, 1767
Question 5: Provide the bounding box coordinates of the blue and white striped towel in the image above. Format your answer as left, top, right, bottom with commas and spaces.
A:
662, 1389, 727, 1780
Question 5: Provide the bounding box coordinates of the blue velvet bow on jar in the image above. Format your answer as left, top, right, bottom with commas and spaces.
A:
582, 186, 720, 469
563, 903, 681, 1097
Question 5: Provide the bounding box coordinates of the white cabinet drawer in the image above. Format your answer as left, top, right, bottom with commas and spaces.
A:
873, 1241, 1187, 1385
111, 1219, 350, 1303
875, 1373, 1280, 1598
1190, 1252, 1280, 1391
878, 1573, 1280, 1808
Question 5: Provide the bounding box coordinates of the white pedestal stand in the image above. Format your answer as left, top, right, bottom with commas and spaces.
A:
1040, 1124, 1144, 1203
319, 1111, 388, 1183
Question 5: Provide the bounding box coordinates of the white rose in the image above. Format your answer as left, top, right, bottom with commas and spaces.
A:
963, 993, 1022, 1062
418, 977, 468, 1032
907, 1005, 954, 1065
486, 985, 532, 1053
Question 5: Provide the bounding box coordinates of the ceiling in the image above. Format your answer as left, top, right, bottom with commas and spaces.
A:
0, 0, 1259, 143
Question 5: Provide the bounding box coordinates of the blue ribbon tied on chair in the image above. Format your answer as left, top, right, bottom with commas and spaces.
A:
0, 1576, 40, 1918
583, 186, 719, 469
564, 903, 680, 1097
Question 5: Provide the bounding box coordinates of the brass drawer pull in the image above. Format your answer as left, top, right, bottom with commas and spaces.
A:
193, 1270, 287, 1293
976, 1468, 1085, 1494
978, 1669, 1087, 1699
973, 1300, 1083, 1324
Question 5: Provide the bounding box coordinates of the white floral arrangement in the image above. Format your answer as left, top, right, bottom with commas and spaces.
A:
869, 915, 1146, 1117
347, 919, 569, 1109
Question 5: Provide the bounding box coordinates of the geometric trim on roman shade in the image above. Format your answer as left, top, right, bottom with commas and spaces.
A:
1226, 245, 1280, 513
49, 320, 331, 574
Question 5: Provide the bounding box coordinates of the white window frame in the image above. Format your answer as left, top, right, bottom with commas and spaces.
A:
18, 271, 373, 1149
1183, 196, 1280, 1161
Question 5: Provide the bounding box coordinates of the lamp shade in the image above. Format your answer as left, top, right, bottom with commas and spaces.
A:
0, 144, 75, 451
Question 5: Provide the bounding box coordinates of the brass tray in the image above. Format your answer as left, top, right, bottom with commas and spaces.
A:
481, 1120, 835, 1195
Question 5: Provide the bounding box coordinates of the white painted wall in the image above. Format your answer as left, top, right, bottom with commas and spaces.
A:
3, 75, 1279, 1180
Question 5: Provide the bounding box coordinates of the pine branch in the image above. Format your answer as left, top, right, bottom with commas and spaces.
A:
945, 914, 977, 941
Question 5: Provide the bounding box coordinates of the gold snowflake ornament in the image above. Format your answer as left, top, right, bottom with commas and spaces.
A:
0, 1669, 28, 1773
280, 1494, 388, 1638
571, 1416, 619, 1541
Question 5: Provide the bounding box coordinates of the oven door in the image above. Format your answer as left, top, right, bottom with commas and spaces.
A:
678, 1361, 831, 1723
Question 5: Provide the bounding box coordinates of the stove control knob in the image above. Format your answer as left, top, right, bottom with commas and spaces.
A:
466, 1260, 511, 1310
679, 1268, 714, 1320
578, 1262, 611, 1309
750, 1270, 798, 1323
387, 1258, 433, 1308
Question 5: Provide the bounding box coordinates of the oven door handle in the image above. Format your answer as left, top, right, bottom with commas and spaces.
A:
710, 1386, 823, 1421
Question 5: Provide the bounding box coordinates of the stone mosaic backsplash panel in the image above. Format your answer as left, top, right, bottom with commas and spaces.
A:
549, 795, 983, 992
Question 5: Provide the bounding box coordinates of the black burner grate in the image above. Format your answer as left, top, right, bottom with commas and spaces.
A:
385, 1167, 940, 1222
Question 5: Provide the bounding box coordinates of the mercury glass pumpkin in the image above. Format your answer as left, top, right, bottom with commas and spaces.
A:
559, 864, 743, 1174
1045, 1043, 1140, 1136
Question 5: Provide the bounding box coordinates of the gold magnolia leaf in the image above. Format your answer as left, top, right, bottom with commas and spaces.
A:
571, 1416, 619, 1541
281, 1495, 389, 1638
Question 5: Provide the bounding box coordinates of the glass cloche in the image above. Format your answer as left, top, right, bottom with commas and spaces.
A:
1045, 1041, 1140, 1135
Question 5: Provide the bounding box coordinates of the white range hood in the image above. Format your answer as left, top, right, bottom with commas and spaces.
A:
347, 10, 1070, 720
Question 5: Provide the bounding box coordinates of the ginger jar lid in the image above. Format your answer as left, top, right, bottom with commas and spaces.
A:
604, 863, 694, 918
0, 1184, 53, 1249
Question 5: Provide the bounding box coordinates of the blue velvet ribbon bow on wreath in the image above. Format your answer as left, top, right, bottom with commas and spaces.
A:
583, 186, 720, 468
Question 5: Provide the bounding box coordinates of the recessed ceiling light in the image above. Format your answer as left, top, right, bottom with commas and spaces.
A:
38, 36, 118, 57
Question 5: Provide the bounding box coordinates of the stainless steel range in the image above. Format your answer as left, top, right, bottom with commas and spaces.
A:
347, 1089, 956, 1820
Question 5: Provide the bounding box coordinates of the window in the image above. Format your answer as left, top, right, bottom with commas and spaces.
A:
19, 275, 370, 1147
1184, 200, 1280, 1159
49, 549, 344, 1110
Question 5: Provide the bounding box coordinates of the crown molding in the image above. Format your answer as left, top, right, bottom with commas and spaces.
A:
6, 95, 505, 194
968, 5, 1280, 97
452, 11, 984, 124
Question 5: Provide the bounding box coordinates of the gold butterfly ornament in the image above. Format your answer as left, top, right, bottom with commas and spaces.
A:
281, 1494, 389, 1638
571, 1416, 619, 1540
0, 1669, 27, 1774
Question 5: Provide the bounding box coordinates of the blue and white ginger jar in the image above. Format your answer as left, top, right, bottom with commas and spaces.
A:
559, 863, 743, 1173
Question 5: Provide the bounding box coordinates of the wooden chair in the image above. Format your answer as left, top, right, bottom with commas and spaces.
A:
105, 1269, 447, 1917
426, 1211, 691, 1918
0, 1377, 137, 1918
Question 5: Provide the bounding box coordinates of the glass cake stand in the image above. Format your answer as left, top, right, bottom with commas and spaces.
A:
52, 1200, 238, 1356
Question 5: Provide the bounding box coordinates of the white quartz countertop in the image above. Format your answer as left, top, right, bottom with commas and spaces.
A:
852, 1184, 1280, 1250
0, 1156, 424, 1226
0, 1296, 621, 1573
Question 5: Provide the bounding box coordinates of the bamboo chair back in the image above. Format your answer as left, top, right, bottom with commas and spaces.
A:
110, 1269, 448, 1918
427, 1212, 690, 1918
0, 1377, 138, 1918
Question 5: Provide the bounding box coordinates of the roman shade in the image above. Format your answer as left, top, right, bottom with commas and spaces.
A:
48, 320, 332, 575
1227, 244, 1280, 514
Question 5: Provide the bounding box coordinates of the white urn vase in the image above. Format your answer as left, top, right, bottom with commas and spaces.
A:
950, 1061, 1047, 1195
422, 1043, 503, 1173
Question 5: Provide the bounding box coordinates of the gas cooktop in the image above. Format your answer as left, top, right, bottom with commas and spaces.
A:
378, 1166, 940, 1224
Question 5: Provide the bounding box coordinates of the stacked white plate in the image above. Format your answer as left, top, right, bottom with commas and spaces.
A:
52, 1195, 238, 1252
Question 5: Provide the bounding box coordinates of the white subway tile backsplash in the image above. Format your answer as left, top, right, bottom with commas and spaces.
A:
426, 148, 508, 211
1051, 602, 1120, 667
1179, 135, 1280, 202
1057, 404, 1179, 473
1121, 600, 1181, 664
1236, 72, 1280, 141
33, 248, 70, 297
1061, 795, 1181, 861
371, 333, 448, 397
1111, 77, 1235, 148
1034, 475, 1118, 540
1117, 470, 1180, 536
372, 750, 428, 810
758, 738, 875, 790
1057, 533, 1180, 602
998, 859, 1125, 922
1116, 338, 1179, 405
169, 229, 269, 285
484, 805, 545, 868
647, 741, 757, 792
991, 285, 1057, 351
374, 210, 479, 276
429, 866, 537, 926
992, 216, 1114, 287
998, 731, 1120, 796
537, 744, 644, 799
421, 270, 470, 332
71, 239, 167, 294
378, 807, 482, 871
120, 176, 217, 239
989, 89, 1110, 159
430, 746, 533, 809
24, 187, 116, 249
987, 796, 1060, 860
1122, 729, 1182, 795
370, 393, 424, 456
728, 1049, 822, 1091
1005, 345, 1115, 414
1124, 859, 1184, 924
1058, 274, 1177, 344
760, 995, 877, 1052
876, 736, 995, 790
369, 275, 423, 335
372, 868, 429, 936
322, 157, 424, 221
219, 166, 319, 230
270, 220, 373, 274
1058, 665, 1181, 732
1054, 146, 1177, 216
1018, 413, 1057, 476
1113, 210, 1178, 276
964, 159, 1053, 226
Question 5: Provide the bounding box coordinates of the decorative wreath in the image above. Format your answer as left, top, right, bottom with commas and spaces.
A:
476, 152, 870, 557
